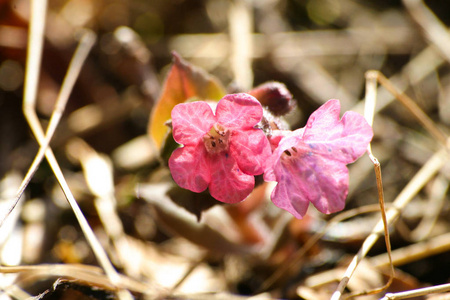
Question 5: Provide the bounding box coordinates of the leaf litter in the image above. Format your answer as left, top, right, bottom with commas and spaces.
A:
0, 0, 450, 299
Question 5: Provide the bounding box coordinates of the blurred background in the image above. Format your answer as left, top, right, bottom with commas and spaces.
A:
0, 0, 450, 299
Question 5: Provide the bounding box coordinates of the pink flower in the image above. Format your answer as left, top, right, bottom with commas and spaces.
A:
169, 93, 272, 203
264, 100, 373, 219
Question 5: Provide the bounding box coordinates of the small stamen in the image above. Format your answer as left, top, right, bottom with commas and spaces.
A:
203, 123, 230, 154
284, 150, 291, 156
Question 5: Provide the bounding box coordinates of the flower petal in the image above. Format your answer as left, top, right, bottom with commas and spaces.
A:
264, 131, 299, 182
297, 150, 348, 214
270, 179, 308, 219
171, 101, 216, 146
208, 153, 254, 203
216, 93, 263, 129
168, 143, 211, 193
303, 99, 373, 163
270, 138, 349, 218
266, 100, 372, 218
230, 128, 272, 175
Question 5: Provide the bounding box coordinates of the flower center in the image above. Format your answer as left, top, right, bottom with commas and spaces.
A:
203, 123, 230, 154
281, 145, 315, 167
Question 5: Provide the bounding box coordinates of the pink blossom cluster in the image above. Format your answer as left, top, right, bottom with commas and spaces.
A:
168, 93, 373, 218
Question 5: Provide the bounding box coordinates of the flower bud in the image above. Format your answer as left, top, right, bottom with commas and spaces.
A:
248, 81, 294, 116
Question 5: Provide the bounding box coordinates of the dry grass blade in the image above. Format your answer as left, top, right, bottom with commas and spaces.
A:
228, 0, 254, 90
0, 284, 31, 300
343, 158, 394, 300
0, 264, 153, 294
331, 70, 450, 299
259, 204, 389, 293
408, 174, 448, 241
0, 30, 95, 228
331, 72, 394, 299
350, 73, 394, 298
403, 0, 450, 64
352, 45, 444, 116
167, 257, 207, 295
17, 0, 132, 298
381, 282, 450, 300
329, 149, 448, 299
66, 138, 140, 280
370, 231, 450, 269
305, 231, 450, 290
373, 71, 447, 146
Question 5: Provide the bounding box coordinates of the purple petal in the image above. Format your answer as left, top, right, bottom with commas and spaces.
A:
303, 99, 341, 140
208, 153, 254, 203
266, 100, 373, 218
215, 93, 263, 130
303, 99, 373, 163
168, 144, 211, 193
172, 101, 216, 146
267, 136, 310, 218
268, 129, 295, 151
270, 138, 349, 218
264, 132, 299, 182
271, 181, 309, 220
230, 128, 272, 175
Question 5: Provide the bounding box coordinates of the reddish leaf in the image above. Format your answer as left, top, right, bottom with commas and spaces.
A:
149, 52, 226, 148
